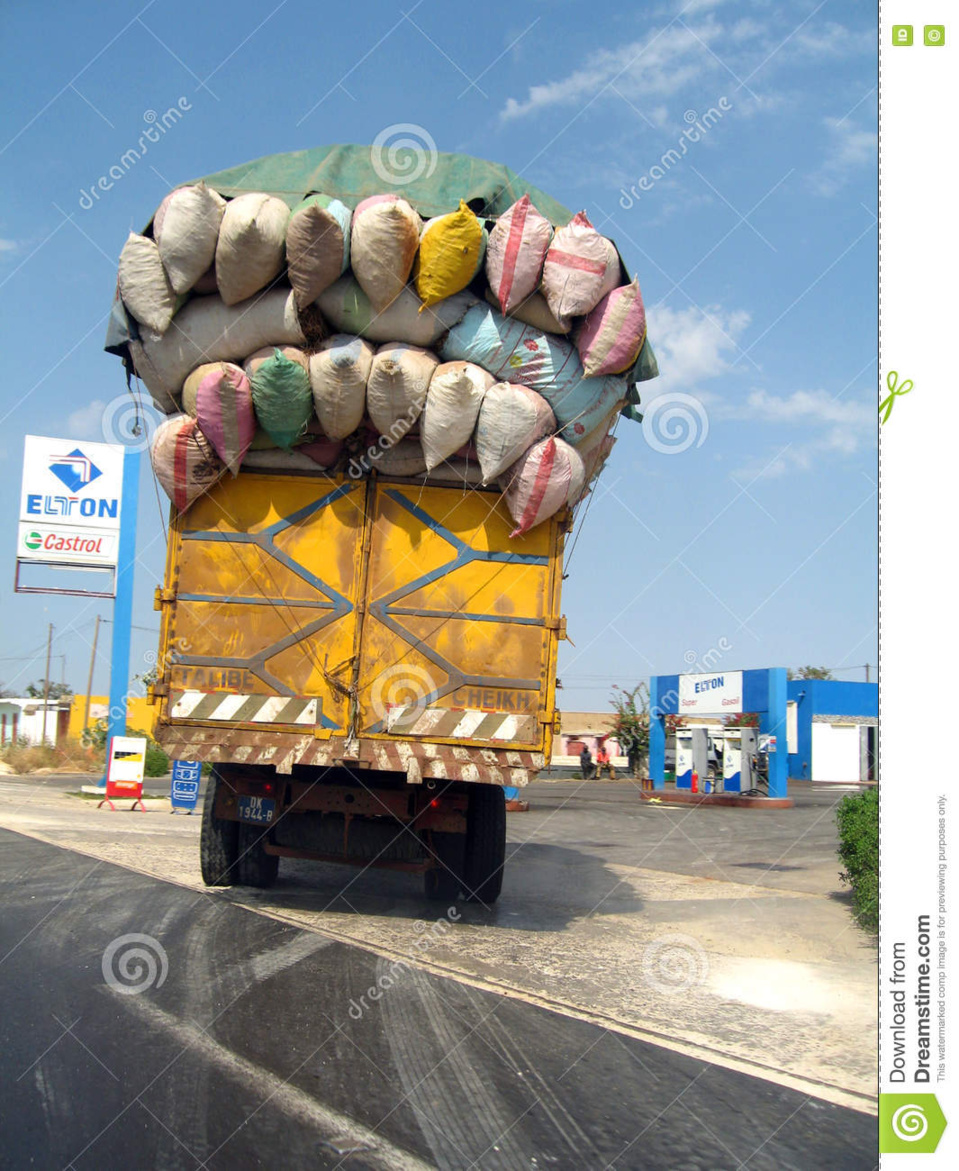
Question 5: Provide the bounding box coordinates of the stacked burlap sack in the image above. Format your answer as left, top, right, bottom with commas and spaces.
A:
118, 183, 648, 537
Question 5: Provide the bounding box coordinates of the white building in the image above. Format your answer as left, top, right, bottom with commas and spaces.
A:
0, 697, 72, 746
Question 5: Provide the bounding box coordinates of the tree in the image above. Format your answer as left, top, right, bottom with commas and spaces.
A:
723, 712, 759, 727
24, 680, 74, 700
609, 684, 650, 777
787, 666, 834, 681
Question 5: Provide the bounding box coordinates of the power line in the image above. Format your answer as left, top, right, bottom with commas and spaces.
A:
100, 621, 160, 633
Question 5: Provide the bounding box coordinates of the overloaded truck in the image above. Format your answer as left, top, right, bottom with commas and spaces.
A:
106, 144, 658, 902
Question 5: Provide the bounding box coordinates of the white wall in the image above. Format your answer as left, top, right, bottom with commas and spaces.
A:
786, 702, 798, 755
0, 700, 62, 746
811, 723, 862, 782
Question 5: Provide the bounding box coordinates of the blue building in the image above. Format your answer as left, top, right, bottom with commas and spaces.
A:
786, 680, 877, 782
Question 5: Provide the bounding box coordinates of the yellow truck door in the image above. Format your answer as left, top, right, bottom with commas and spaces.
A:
161, 473, 363, 733
354, 482, 564, 753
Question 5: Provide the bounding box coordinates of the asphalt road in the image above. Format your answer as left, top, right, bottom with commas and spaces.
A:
0, 826, 876, 1170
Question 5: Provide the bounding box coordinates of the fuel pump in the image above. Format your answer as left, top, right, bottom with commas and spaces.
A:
675, 728, 693, 787
740, 727, 758, 791
691, 727, 709, 791
723, 728, 743, 792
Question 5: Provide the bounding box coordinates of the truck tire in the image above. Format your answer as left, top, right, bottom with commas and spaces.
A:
200, 771, 239, 887
424, 831, 464, 902
462, 785, 506, 905
236, 822, 279, 888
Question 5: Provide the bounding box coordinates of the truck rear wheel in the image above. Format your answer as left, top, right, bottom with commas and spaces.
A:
200, 770, 239, 887
424, 831, 464, 902
236, 822, 279, 889
462, 785, 506, 905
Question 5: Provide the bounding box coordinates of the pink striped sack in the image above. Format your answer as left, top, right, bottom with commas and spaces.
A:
501, 436, 585, 537
541, 212, 620, 322
151, 415, 224, 513
576, 277, 646, 377
194, 363, 256, 475
486, 195, 553, 316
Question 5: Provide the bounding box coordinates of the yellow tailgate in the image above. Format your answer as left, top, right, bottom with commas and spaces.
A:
159, 474, 564, 750
161, 474, 364, 732
355, 483, 563, 750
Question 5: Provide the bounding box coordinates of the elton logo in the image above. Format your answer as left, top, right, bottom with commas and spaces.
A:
48, 448, 102, 494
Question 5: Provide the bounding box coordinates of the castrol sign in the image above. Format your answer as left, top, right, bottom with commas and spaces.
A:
18, 436, 124, 570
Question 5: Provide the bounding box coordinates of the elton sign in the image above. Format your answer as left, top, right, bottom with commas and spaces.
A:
18, 436, 124, 570
678, 671, 743, 715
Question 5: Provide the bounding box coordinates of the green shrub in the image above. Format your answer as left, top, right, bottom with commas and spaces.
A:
129, 733, 169, 778
836, 788, 878, 932
144, 743, 168, 777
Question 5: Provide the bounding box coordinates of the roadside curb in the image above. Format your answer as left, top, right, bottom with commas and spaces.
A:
641, 790, 795, 809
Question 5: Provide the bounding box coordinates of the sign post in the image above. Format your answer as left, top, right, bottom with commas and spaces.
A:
103, 449, 140, 777
98, 735, 147, 811
16, 436, 140, 790
170, 760, 202, 814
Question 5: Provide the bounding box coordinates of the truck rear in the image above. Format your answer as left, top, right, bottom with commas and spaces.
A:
150, 469, 567, 901
108, 145, 659, 902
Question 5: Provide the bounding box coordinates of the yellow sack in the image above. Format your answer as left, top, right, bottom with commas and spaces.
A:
414, 200, 487, 310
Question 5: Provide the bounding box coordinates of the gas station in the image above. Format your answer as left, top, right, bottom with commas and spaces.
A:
649, 668, 878, 796
649, 668, 789, 798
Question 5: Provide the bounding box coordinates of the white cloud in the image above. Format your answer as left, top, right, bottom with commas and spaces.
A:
499, 8, 871, 123
794, 21, 875, 57
728, 387, 876, 478
501, 19, 725, 120
645, 303, 751, 393
740, 387, 873, 429
67, 400, 107, 440
0, 238, 17, 253
809, 116, 877, 196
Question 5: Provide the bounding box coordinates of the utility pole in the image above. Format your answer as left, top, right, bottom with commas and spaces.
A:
41, 622, 53, 744
83, 615, 101, 735
865, 664, 871, 683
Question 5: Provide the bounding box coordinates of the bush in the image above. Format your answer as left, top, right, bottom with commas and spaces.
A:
0, 736, 102, 774
836, 788, 878, 932
144, 741, 170, 777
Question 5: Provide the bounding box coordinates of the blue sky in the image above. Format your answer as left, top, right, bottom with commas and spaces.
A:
0, 0, 878, 711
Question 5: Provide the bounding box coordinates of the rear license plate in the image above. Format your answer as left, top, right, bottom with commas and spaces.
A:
238, 795, 276, 825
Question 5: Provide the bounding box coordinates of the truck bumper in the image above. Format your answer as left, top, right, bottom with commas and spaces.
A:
155, 725, 543, 786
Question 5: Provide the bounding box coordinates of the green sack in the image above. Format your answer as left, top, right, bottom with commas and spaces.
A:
250, 348, 313, 450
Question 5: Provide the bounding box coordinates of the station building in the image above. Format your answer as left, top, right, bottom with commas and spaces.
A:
786, 680, 877, 782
